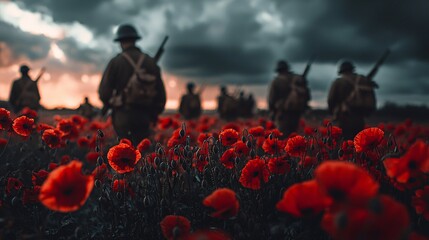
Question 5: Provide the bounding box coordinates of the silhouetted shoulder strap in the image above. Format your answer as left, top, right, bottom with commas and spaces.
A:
122, 52, 145, 72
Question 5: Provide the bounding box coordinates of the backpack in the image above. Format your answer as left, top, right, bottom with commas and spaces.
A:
280, 75, 308, 112
17, 80, 40, 110
221, 95, 239, 118
342, 75, 376, 116
110, 53, 158, 107
181, 94, 201, 118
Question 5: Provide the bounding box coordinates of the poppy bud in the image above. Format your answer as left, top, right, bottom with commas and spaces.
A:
179, 129, 185, 138
144, 196, 151, 207
201, 179, 208, 188
316, 152, 323, 161
11, 197, 21, 207
241, 136, 247, 142
171, 160, 177, 169
393, 146, 398, 153
172, 227, 181, 238
338, 149, 344, 157
269, 133, 273, 140
95, 146, 100, 153
159, 162, 167, 171
184, 145, 190, 152
213, 145, 219, 154
97, 129, 104, 138
95, 179, 101, 188
157, 147, 164, 156
250, 149, 256, 158
154, 157, 161, 167
116, 192, 123, 200
97, 156, 104, 166
246, 141, 252, 148
174, 146, 180, 155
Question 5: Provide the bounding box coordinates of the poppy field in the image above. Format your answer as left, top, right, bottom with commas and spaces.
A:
1, 107, 429, 239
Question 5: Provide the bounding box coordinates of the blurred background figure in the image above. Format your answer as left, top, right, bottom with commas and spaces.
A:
78, 97, 96, 120
98, 24, 166, 143
244, 93, 255, 118
328, 60, 378, 140
9, 65, 44, 113
268, 60, 310, 137
179, 82, 202, 120
217, 85, 239, 121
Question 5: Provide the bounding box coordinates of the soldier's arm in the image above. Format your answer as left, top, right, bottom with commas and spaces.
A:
268, 79, 278, 111
327, 80, 339, 114
155, 66, 166, 115
9, 81, 18, 107
98, 59, 116, 105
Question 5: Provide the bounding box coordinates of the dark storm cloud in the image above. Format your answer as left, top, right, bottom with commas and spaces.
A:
0, 21, 50, 66
2, 0, 428, 105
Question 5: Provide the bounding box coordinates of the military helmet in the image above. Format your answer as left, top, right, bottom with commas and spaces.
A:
114, 24, 141, 42
338, 60, 355, 74
20, 65, 30, 74
187, 82, 195, 91
275, 60, 290, 72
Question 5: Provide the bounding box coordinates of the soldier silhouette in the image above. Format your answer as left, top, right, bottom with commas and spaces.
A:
179, 82, 202, 120
98, 24, 166, 143
328, 61, 377, 140
245, 93, 255, 118
78, 97, 96, 120
9, 65, 42, 113
268, 60, 310, 137
217, 86, 238, 121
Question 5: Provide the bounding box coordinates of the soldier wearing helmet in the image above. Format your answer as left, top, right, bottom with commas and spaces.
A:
328, 60, 371, 140
179, 82, 202, 120
268, 60, 310, 137
9, 64, 41, 112
98, 24, 166, 143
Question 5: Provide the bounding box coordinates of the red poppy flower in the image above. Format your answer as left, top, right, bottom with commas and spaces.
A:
57, 119, 78, 139
137, 138, 151, 153
220, 148, 237, 169
160, 215, 191, 240
268, 156, 290, 175
0, 138, 8, 148
6, 177, 23, 195
119, 138, 132, 146
330, 126, 343, 140
60, 155, 71, 165
276, 180, 331, 217
32, 170, 49, 186
219, 128, 239, 146
354, 127, 384, 153
71, 115, 87, 128
285, 135, 307, 157
239, 158, 270, 190
0, 108, 12, 131
197, 133, 212, 145
340, 140, 355, 160
39, 160, 94, 212
322, 195, 410, 240
48, 162, 58, 171
12, 116, 35, 137
233, 141, 250, 156
21, 107, 37, 119
203, 188, 239, 219
85, 152, 99, 165
412, 186, 429, 221
298, 156, 317, 169
92, 163, 111, 181
107, 143, 141, 174
37, 123, 54, 132
77, 137, 90, 148
315, 161, 379, 204
221, 123, 241, 132
263, 138, 285, 154
22, 186, 41, 205
167, 128, 188, 148
42, 129, 64, 149
384, 140, 429, 183
187, 229, 231, 240
304, 126, 314, 135
249, 126, 265, 137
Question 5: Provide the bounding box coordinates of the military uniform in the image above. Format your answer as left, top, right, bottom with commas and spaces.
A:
179, 93, 201, 120
99, 25, 166, 143
9, 74, 41, 112
328, 72, 365, 140
268, 61, 310, 137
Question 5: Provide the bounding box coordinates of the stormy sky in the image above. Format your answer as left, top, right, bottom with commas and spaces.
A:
0, 0, 428, 109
